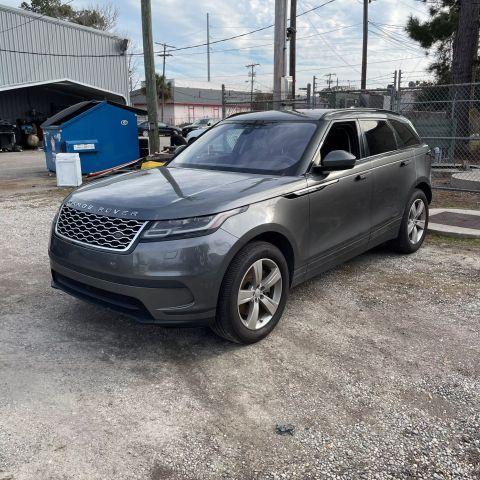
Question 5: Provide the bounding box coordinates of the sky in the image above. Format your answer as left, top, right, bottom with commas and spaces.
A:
3, 0, 432, 93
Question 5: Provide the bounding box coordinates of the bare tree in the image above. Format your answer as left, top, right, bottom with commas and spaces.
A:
127, 41, 141, 93
86, 2, 118, 31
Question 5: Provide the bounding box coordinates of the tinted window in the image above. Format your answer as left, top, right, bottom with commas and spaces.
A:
171, 121, 317, 175
320, 121, 360, 160
360, 120, 397, 156
390, 120, 420, 148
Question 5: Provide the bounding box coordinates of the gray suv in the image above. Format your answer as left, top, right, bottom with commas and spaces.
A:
49, 109, 431, 344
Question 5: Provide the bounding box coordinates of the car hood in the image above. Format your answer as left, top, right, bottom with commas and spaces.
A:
64, 167, 306, 220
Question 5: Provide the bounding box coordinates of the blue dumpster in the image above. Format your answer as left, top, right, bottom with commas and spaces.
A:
41, 100, 146, 174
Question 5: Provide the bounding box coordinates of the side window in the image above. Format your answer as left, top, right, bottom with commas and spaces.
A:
390, 119, 420, 148
320, 121, 360, 160
360, 120, 397, 156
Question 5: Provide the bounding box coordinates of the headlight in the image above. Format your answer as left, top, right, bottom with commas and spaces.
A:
142, 207, 247, 240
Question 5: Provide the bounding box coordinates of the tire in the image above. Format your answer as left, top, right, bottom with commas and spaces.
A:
211, 241, 289, 344
390, 189, 429, 254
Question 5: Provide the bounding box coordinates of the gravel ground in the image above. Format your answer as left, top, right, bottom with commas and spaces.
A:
1, 161, 479, 479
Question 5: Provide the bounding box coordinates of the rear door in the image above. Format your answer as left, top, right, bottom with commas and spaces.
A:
358, 118, 418, 245
306, 119, 373, 276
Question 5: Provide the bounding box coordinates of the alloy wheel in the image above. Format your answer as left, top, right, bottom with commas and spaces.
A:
237, 258, 283, 330
408, 198, 427, 244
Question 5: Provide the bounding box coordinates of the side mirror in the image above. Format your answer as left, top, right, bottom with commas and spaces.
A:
319, 150, 356, 171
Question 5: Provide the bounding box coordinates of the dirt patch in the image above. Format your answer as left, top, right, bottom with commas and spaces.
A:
431, 188, 480, 210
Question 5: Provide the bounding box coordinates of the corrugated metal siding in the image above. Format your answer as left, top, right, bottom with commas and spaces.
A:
0, 6, 129, 102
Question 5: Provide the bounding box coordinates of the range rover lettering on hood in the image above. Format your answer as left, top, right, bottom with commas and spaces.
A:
66, 200, 139, 217
65, 167, 304, 221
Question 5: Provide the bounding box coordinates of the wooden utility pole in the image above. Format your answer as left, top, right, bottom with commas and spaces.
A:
299, 83, 311, 108
221, 84, 226, 119
273, 0, 287, 109
288, 0, 297, 100
207, 13, 211, 82
246, 63, 260, 111
312, 75, 317, 108
325, 73, 336, 90
397, 69, 402, 112
141, 0, 159, 154
361, 0, 368, 91
391, 70, 397, 111
157, 42, 174, 122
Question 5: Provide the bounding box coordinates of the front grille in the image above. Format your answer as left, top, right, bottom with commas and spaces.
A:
56, 205, 147, 252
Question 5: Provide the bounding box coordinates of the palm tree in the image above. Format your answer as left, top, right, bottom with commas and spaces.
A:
141, 74, 171, 101
141, 74, 172, 122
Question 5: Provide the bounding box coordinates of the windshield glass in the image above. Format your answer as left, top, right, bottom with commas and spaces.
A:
171, 121, 317, 175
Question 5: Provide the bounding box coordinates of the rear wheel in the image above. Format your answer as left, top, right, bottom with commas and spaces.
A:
390, 189, 429, 254
212, 242, 289, 344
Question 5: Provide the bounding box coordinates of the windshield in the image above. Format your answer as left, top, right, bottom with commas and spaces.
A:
171, 121, 317, 175
194, 118, 209, 126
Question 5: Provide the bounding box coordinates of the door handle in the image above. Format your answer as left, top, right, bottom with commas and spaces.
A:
355, 173, 368, 181
400, 159, 412, 167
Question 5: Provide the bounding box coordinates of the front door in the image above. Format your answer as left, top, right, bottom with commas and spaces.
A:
307, 120, 373, 276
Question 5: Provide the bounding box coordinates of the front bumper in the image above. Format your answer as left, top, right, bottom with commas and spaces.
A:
49, 228, 238, 326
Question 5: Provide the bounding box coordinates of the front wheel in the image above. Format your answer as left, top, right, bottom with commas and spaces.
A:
212, 241, 289, 344
390, 189, 429, 254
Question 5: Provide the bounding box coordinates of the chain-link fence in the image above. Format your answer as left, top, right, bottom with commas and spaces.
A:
397, 83, 480, 192
223, 83, 480, 192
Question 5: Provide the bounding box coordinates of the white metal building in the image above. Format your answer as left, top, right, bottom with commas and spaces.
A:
0, 4, 130, 124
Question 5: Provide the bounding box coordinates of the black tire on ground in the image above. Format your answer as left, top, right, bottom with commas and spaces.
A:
211, 241, 289, 344
390, 189, 429, 254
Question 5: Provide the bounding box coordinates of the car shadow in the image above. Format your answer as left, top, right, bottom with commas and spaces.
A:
50, 243, 403, 364
53, 294, 242, 363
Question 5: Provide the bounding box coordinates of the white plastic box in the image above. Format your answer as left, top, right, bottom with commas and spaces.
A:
55, 153, 82, 187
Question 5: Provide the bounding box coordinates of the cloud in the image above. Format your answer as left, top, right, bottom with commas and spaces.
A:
2, 0, 432, 91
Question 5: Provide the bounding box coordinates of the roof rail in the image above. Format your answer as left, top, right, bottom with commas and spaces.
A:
321, 108, 402, 118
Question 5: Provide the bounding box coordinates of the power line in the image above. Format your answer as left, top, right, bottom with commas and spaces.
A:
370, 21, 423, 46
300, 0, 361, 74
169, 24, 360, 57
0, 47, 123, 58
160, 0, 337, 53
169, 56, 427, 81
368, 25, 424, 55
161, 24, 274, 53
0, 18, 356, 60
